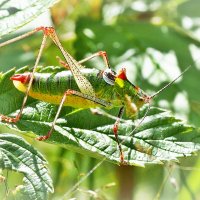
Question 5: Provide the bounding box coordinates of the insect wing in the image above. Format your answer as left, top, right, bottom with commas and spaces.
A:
47, 28, 95, 97
62, 50, 95, 97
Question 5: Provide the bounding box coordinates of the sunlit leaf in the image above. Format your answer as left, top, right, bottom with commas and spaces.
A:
0, 133, 53, 200
0, 0, 59, 37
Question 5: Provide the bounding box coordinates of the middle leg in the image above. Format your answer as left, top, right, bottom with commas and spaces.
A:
56, 50, 110, 70
37, 89, 112, 141
113, 106, 125, 164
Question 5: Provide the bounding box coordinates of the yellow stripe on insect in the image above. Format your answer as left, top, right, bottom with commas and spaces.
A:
115, 78, 124, 88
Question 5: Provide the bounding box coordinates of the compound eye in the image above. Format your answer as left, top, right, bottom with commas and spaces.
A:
102, 68, 116, 85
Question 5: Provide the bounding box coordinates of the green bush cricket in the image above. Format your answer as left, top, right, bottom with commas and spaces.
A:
0, 27, 190, 164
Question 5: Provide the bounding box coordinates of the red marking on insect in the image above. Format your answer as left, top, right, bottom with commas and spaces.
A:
10, 73, 31, 83
117, 68, 127, 80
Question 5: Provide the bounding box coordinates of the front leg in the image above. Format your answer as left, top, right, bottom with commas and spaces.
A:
113, 106, 126, 164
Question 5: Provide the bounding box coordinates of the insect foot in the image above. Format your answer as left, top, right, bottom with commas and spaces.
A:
0, 114, 19, 123
36, 132, 51, 141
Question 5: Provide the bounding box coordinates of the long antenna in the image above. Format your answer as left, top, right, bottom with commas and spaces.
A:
150, 65, 191, 99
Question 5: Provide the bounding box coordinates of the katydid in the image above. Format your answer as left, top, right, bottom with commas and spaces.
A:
0, 27, 190, 164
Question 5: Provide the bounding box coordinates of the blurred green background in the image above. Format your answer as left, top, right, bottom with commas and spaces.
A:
1, 0, 200, 199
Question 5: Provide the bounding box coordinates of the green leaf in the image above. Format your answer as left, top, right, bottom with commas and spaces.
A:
0, 67, 200, 166
177, 0, 200, 18
0, 0, 59, 37
0, 133, 53, 200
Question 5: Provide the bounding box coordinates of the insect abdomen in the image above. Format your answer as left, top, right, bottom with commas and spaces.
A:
12, 68, 124, 108
13, 68, 117, 108
32, 71, 79, 95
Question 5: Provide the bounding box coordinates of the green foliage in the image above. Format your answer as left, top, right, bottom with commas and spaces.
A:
0, 0, 200, 199
0, 67, 199, 166
0, 133, 53, 200
0, 0, 58, 37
